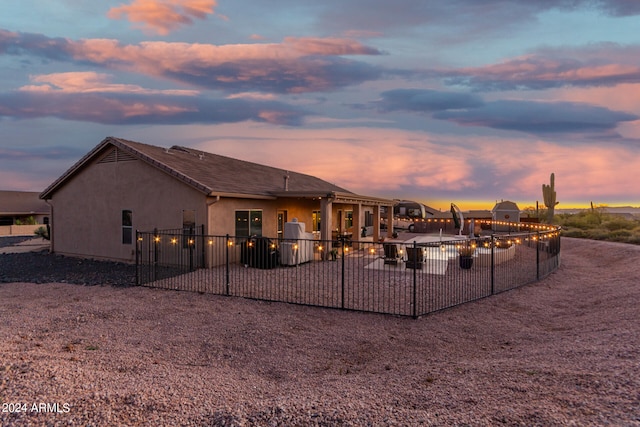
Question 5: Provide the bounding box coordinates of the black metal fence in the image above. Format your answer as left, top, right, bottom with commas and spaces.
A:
135, 222, 561, 318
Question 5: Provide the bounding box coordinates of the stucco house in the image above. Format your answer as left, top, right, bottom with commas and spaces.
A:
40, 137, 393, 262
0, 190, 50, 235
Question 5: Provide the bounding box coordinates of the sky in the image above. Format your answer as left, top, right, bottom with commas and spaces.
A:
2, 0, 640, 211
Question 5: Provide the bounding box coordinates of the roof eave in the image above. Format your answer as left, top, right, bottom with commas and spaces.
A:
40, 137, 113, 200
208, 192, 277, 200
40, 137, 214, 200
270, 190, 394, 205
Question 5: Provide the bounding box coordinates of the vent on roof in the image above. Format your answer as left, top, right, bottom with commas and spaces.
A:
170, 146, 192, 154
98, 147, 137, 164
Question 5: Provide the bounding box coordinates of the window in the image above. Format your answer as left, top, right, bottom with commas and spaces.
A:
312, 210, 321, 232
365, 211, 373, 227
122, 210, 132, 245
235, 210, 262, 237
344, 210, 353, 229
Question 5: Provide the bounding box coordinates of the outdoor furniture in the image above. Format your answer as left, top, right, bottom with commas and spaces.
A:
281, 219, 315, 265
405, 246, 425, 270
241, 237, 279, 269
383, 243, 401, 265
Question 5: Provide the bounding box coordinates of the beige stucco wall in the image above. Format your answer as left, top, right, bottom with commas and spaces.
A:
47, 156, 206, 262
207, 197, 322, 238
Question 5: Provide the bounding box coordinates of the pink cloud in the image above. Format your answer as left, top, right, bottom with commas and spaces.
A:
446, 44, 640, 90
51, 35, 380, 93
284, 37, 381, 56
0, 30, 382, 93
20, 72, 198, 96
108, 0, 217, 35
184, 124, 640, 209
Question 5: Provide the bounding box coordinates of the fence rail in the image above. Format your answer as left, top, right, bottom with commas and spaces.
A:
136, 222, 561, 318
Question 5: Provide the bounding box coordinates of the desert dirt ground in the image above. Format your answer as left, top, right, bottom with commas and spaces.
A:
1, 237, 639, 426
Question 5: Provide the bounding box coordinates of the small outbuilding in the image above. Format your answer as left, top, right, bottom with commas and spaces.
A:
40, 137, 393, 262
492, 200, 520, 232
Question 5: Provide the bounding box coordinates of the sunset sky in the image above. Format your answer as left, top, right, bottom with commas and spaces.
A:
2, 0, 640, 211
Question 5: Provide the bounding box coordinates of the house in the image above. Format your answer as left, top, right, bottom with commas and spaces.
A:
0, 190, 50, 235
40, 137, 394, 262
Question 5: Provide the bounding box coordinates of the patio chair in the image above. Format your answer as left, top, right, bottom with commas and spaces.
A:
383, 243, 401, 265
405, 246, 425, 270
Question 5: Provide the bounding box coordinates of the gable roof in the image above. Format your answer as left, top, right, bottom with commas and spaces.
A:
492, 200, 520, 212
41, 137, 362, 201
0, 191, 50, 215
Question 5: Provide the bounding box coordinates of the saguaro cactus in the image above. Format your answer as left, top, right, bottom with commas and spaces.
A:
542, 173, 559, 223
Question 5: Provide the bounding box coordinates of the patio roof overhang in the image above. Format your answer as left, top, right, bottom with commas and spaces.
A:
269, 191, 394, 206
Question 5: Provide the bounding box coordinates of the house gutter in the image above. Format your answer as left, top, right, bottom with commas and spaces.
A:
207, 192, 277, 200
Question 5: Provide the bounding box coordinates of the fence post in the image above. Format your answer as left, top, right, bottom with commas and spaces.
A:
135, 230, 139, 286
340, 235, 346, 309
490, 234, 495, 295
188, 225, 194, 271
536, 230, 541, 281
200, 224, 205, 268
225, 234, 230, 295
412, 240, 417, 318
153, 228, 158, 282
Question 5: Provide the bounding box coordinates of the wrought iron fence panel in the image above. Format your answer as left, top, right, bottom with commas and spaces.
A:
136, 222, 561, 317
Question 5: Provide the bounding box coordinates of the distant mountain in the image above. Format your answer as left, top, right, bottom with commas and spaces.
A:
556, 206, 640, 215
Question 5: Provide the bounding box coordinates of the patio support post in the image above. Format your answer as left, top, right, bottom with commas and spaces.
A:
372, 205, 381, 242
386, 204, 394, 238
352, 203, 362, 250
320, 196, 334, 259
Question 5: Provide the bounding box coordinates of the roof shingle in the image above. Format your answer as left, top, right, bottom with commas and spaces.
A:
41, 137, 353, 199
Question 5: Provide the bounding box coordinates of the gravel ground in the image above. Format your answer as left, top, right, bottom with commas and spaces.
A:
0, 249, 135, 286
1, 237, 639, 426
0, 236, 33, 248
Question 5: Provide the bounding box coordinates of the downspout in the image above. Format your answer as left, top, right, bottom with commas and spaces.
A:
44, 199, 53, 253
206, 195, 221, 235
205, 195, 221, 268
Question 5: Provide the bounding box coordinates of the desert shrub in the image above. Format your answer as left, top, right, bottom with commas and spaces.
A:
557, 211, 603, 230
587, 229, 611, 241
561, 228, 587, 238
34, 226, 50, 240
602, 217, 636, 231
625, 233, 640, 245
557, 209, 640, 245
605, 229, 634, 243
14, 216, 37, 226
